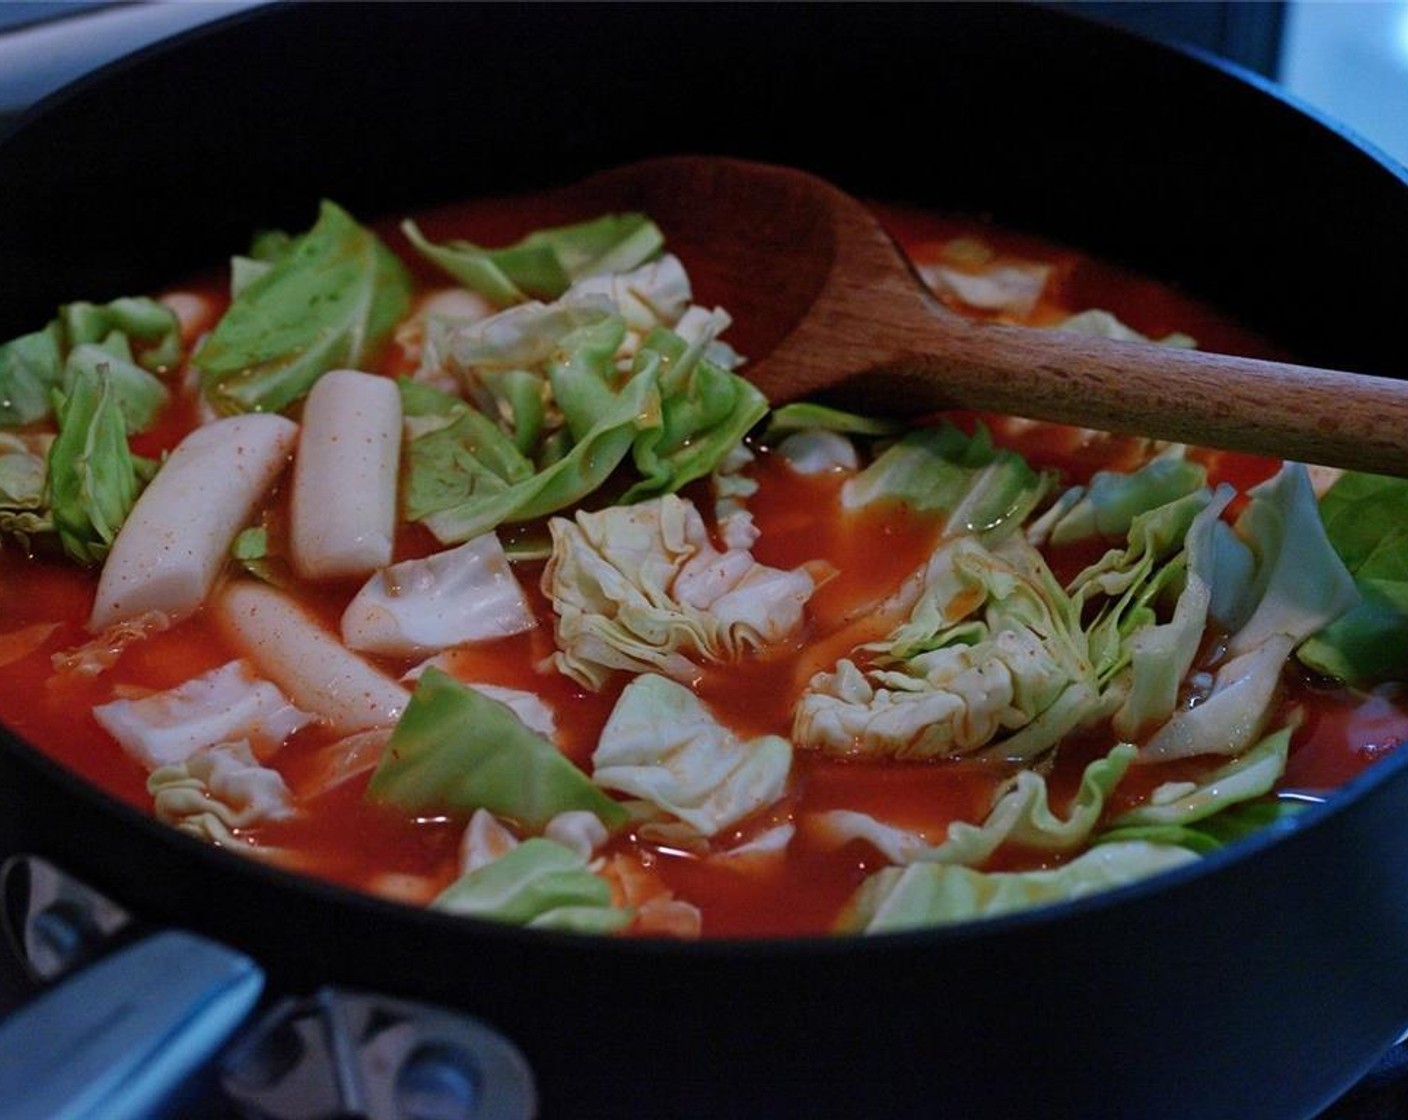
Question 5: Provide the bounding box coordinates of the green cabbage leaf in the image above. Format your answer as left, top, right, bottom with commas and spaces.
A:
46, 364, 155, 566
840, 422, 1052, 544
810, 743, 1136, 866
403, 213, 663, 306
1297, 471, 1408, 685
1141, 465, 1357, 760
795, 534, 1097, 762
544, 494, 816, 690
1, 297, 179, 429
405, 280, 765, 543
149, 740, 297, 846
1031, 453, 1207, 547
836, 840, 1198, 933
433, 837, 633, 933
196, 200, 412, 414
366, 668, 628, 831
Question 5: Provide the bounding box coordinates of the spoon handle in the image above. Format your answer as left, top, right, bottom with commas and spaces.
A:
813, 312, 1408, 476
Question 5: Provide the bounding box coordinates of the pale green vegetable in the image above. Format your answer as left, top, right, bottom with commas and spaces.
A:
763, 401, 904, 440
0, 432, 51, 550
1141, 465, 1358, 760
46, 364, 149, 566
1110, 726, 1290, 829
0, 297, 180, 428
840, 421, 1053, 544
796, 534, 1097, 762
0, 324, 63, 427
1297, 471, 1408, 685
409, 355, 658, 543
1034, 453, 1207, 546
837, 841, 1199, 932
433, 837, 633, 933
592, 673, 792, 837
62, 342, 169, 434
926, 743, 1136, 864
810, 743, 1136, 866
340, 532, 535, 657
545, 494, 815, 691
404, 213, 663, 306
1074, 488, 1231, 739
407, 288, 766, 543
619, 326, 768, 504
196, 200, 412, 414
366, 668, 628, 831
149, 740, 297, 845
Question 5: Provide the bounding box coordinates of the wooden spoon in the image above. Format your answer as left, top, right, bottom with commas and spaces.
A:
560, 155, 1408, 476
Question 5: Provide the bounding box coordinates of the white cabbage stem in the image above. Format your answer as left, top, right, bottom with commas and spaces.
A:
289, 369, 402, 580
89, 413, 298, 631
215, 581, 408, 733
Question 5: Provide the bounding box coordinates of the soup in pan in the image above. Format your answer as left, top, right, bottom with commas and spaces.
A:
2, 192, 1406, 939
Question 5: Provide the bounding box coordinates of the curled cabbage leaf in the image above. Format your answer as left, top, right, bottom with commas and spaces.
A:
1110, 726, 1290, 831
403, 213, 664, 306
836, 840, 1198, 933
592, 673, 792, 837
545, 494, 816, 691
149, 740, 296, 846
1140, 464, 1358, 760
809, 743, 1136, 867
433, 837, 633, 934
840, 422, 1052, 545
1, 297, 180, 428
795, 534, 1097, 762
1029, 453, 1207, 547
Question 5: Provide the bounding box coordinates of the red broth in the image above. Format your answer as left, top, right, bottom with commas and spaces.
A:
1, 197, 1403, 938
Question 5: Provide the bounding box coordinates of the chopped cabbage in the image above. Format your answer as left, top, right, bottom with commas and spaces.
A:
1111, 726, 1290, 829
401, 244, 765, 545
433, 837, 633, 934
47, 363, 155, 566
545, 494, 816, 691
774, 429, 860, 476
0, 432, 51, 551
149, 740, 296, 845
837, 841, 1198, 933
341, 532, 535, 656
810, 744, 1136, 866
403, 213, 664, 306
1141, 465, 1358, 760
0, 297, 180, 428
366, 668, 628, 831
920, 261, 1051, 316
1074, 488, 1229, 738
93, 659, 315, 770
796, 535, 1097, 762
841, 422, 1052, 545
1298, 470, 1408, 684
196, 201, 412, 415
1030, 453, 1207, 547
592, 673, 792, 836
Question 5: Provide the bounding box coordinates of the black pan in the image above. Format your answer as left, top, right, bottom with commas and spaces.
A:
3, 4, 1408, 1117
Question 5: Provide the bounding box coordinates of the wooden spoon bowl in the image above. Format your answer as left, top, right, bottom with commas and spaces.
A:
558, 155, 1408, 476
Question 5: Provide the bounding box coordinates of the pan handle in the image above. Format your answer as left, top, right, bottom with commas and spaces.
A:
0, 855, 539, 1119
